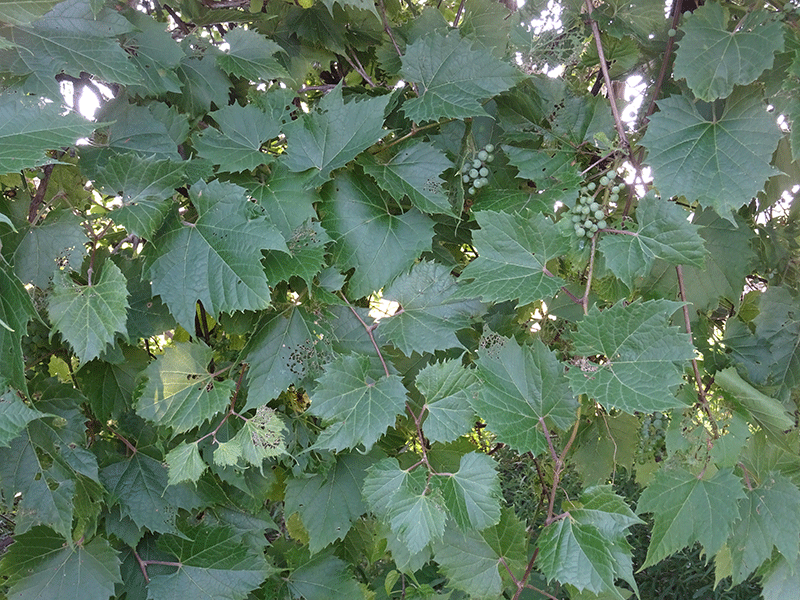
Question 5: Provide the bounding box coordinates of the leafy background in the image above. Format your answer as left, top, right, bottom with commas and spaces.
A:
0, 0, 799, 599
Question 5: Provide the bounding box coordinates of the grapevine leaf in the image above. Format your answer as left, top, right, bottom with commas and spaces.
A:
165, 441, 206, 486
416, 359, 479, 444
457, 210, 570, 305
728, 472, 800, 584
362, 458, 448, 554
761, 556, 800, 600
320, 171, 434, 298
0, 1, 61, 26
146, 179, 286, 332
437, 452, 501, 531
28, 0, 133, 36
216, 27, 288, 81
172, 55, 232, 117
150, 524, 272, 600
637, 467, 745, 568
246, 164, 319, 239
599, 194, 707, 287
47, 261, 129, 364
76, 345, 150, 422
286, 553, 365, 600
12, 209, 87, 288
284, 452, 371, 554
504, 145, 582, 189
0, 388, 51, 447
378, 261, 483, 356
213, 407, 286, 467
135, 342, 235, 434
673, 3, 784, 101
0, 95, 96, 172
320, 0, 380, 18
641, 87, 781, 221
103, 103, 183, 160
0, 526, 121, 600
282, 85, 391, 185
0, 258, 37, 392
243, 307, 331, 411
566, 300, 694, 414
359, 141, 455, 215
100, 452, 202, 534
193, 104, 279, 173
262, 220, 330, 289
400, 30, 522, 122
122, 11, 184, 95
473, 337, 577, 454
308, 354, 408, 452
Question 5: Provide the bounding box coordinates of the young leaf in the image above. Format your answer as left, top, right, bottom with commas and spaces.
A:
284, 452, 372, 554
320, 171, 434, 298
673, 3, 784, 101
473, 337, 577, 454
146, 179, 287, 332
135, 342, 235, 434
308, 354, 408, 452
0, 526, 121, 600
416, 359, 478, 444
457, 210, 570, 306
637, 467, 745, 568
213, 406, 286, 467
401, 30, 522, 122
436, 452, 501, 531
165, 441, 206, 486
47, 261, 129, 364
282, 85, 391, 185
378, 261, 483, 356
566, 300, 695, 414
641, 87, 781, 221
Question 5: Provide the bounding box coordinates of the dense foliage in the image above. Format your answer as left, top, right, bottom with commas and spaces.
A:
0, 0, 799, 598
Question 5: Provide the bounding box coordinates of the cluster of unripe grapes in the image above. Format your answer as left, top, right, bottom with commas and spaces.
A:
569, 172, 624, 238
21, 318, 56, 378
636, 411, 668, 464
460, 144, 495, 197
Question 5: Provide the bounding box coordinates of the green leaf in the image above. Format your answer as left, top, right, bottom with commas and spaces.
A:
243, 307, 331, 411
378, 261, 483, 356
457, 210, 570, 305
193, 104, 279, 173
566, 300, 695, 414
213, 406, 286, 467
246, 164, 319, 239
599, 194, 706, 287
0, 388, 51, 447
216, 27, 288, 81
761, 556, 800, 600
0, 95, 96, 172
400, 30, 522, 122
504, 145, 582, 189
673, 3, 784, 101
262, 220, 330, 288
135, 342, 235, 434
728, 472, 800, 584
282, 85, 391, 185
437, 452, 501, 531
164, 441, 206, 486
473, 337, 577, 454
637, 467, 745, 568
172, 55, 232, 116
308, 354, 408, 452
0, 1, 61, 26
76, 345, 150, 422
12, 209, 87, 288
150, 524, 272, 600
284, 452, 371, 554
122, 11, 184, 95
103, 103, 183, 160
146, 179, 286, 332
286, 552, 365, 600
359, 141, 455, 215
0, 258, 37, 392
641, 87, 782, 221
363, 458, 448, 554
416, 359, 479, 444
714, 367, 794, 438
47, 262, 129, 364
30, 0, 133, 36
0, 527, 121, 600
320, 171, 434, 298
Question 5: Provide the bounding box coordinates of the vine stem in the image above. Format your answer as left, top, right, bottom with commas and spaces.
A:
339, 292, 390, 378
581, 234, 598, 315
28, 164, 54, 224
344, 50, 379, 88
110, 428, 137, 455
377, 120, 446, 154
511, 547, 539, 600
675, 265, 719, 438
643, 0, 685, 121
540, 411, 581, 525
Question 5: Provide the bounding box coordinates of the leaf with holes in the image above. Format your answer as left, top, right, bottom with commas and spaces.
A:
213, 407, 286, 467
637, 467, 745, 568
308, 354, 408, 452
401, 30, 522, 122
673, 3, 784, 101
416, 359, 478, 444
146, 179, 287, 332
359, 141, 455, 215
473, 337, 577, 454
284, 452, 371, 554
566, 300, 694, 414
641, 87, 781, 221
378, 261, 483, 356
457, 210, 570, 306
47, 261, 129, 364
135, 342, 234, 434
262, 220, 330, 289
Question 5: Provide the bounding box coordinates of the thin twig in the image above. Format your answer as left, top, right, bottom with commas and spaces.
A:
376, 121, 445, 153
163, 4, 191, 35
675, 265, 719, 438
453, 0, 467, 27
511, 547, 539, 600
643, 0, 684, 121
344, 51, 379, 88
498, 556, 521, 585
581, 234, 597, 315
378, 0, 403, 57
110, 428, 137, 455
523, 585, 560, 600
133, 549, 150, 583
28, 164, 54, 224
339, 292, 390, 377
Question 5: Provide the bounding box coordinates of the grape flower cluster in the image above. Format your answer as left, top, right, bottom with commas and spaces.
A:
460, 144, 495, 197
569, 172, 625, 238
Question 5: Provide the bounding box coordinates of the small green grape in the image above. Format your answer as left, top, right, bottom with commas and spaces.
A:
462, 174, 471, 183
474, 178, 484, 189
594, 210, 605, 220
477, 150, 488, 161
468, 186, 476, 195
668, 28, 677, 37
485, 154, 494, 163
590, 224, 598, 233
462, 163, 471, 174
611, 185, 620, 194
584, 219, 593, 229
597, 220, 607, 229
575, 226, 585, 237
581, 205, 590, 215
469, 168, 479, 179
587, 182, 597, 191
589, 202, 600, 211
473, 159, 482, 169
580, 186, 588, 194
479, 167, 489, 177
599, 176, 610, 186
484, 143, 495, 153
609, 193, 619, 203
572, 215, 581, 223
